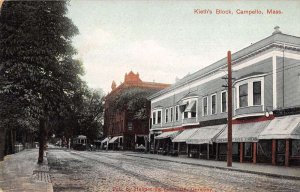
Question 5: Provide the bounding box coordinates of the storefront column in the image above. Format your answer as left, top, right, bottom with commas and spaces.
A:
178, 142, 180, 153
239, 143, 243, 163
153, 137, 156, 154
215, 143, 219, 160
272, 139, 276, 165
253, 142, 257, 164
285, 139, 290, 167
187, 144, 189, 156
207, 144, 210, 160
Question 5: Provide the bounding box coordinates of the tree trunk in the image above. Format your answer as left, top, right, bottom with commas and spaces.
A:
38, 118, 45, 164
0, 126, 6, 161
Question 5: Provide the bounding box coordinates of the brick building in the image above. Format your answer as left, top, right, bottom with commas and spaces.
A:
103, 71, 169, 150
149, 27, 300, 166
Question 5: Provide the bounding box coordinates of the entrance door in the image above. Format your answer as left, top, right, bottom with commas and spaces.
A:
277, 140, 285, 165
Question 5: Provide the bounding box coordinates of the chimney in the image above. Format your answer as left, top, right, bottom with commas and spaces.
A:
272, 26, 282, 35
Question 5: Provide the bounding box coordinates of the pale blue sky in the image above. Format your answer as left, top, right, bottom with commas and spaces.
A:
68, 0, 300, 93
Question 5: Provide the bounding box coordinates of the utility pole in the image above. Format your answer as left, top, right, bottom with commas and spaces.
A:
227, 51, 233, 167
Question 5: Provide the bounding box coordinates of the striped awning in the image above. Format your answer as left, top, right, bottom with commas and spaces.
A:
155, 131, 180, 140
108, 136, 120, 143
172, 128, 198, 142
101, 137, 109, 144
259, 115, 300, 140
186, 124, 226, 144
216, 121, 271, 143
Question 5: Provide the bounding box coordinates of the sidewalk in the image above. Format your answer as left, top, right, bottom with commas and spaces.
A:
0, 149, 53, 192
124, 152, 300, 180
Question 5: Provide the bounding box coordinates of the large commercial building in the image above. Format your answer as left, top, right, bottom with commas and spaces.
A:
149, 27, 300, 166
103, 71, 170, 150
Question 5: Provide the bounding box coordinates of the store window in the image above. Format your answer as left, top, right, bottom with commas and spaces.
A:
292, 140, 300, 156
244, 142, 252, 157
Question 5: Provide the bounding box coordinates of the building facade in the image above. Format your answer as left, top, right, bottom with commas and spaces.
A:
149, 27, 300, 166
103, 71, 170, 150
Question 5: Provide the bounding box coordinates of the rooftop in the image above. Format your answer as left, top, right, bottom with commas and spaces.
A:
149, 27, 300, 100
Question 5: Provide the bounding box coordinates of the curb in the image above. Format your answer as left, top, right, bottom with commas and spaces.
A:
32, 152, 54, 192
124, 154, 300, 181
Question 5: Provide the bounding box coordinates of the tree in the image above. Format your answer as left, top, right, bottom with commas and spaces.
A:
110, 88, 158, 120
0, 1, 80, 163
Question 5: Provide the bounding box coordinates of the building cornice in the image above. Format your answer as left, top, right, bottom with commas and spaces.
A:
149, 33, 300, 101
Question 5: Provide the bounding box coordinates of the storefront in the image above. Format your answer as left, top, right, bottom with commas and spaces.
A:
258, 115, 300, 166
155, 131, 180, 155
186, 125, 226, 160
172, 128, 198, 156
216, 120, 271, 163
108, 136, 122, 150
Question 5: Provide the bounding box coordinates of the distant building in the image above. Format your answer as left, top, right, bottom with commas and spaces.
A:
149, 27, 300, 166
103, 71, 170, 150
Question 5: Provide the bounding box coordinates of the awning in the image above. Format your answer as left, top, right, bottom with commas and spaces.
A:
186, 124, 226, 144
259, 115, 300, 140
185, 101, 196, 112
155, 131, 180, 140
216, 121, 271, 143
77, 135, 87, 139
101, 137, 109, 144
109, 136, 120, 143
172, 128, 198, 142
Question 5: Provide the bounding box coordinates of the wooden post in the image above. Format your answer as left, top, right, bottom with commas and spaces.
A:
227, 51, 233, 167
207, 144, 210, 160
240, 143, 243, 163
178, 142, 180, 153
253, 142, 257, 164
285, 139, 290, 167
215, 143, 219, 160
187, 144, 189, 156
272, 139, 276, 165
153, 136, 156, 154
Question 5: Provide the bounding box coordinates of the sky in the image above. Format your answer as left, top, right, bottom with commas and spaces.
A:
67, 0, 300, 94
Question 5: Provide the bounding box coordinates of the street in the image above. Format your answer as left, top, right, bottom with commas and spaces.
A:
47, 149, 300, 192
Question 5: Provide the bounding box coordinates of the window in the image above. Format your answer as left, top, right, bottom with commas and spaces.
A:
157, 111, 161, 124
175, 106, 179, 121
128, 122, 133, 131
184, 112, 188, 118
292, 140, 300, 157
253, 81, 261, 105
183, 100, 197, 119
239, 84, 248, 107
203, 97, 208, 116
165, 108, 169, 123
221, 91, 227, 113
152, 109, 162, 125
170, 107, 173, 122
235, 76, 264, 109
152, 112, 156, 125
211, 94, 216, 114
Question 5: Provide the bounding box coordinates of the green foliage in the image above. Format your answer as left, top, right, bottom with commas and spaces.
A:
0, 1, 82, 141
110, 88, 156, 120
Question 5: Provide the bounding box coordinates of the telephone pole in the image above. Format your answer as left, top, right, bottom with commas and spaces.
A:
227, 51, 233, 167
